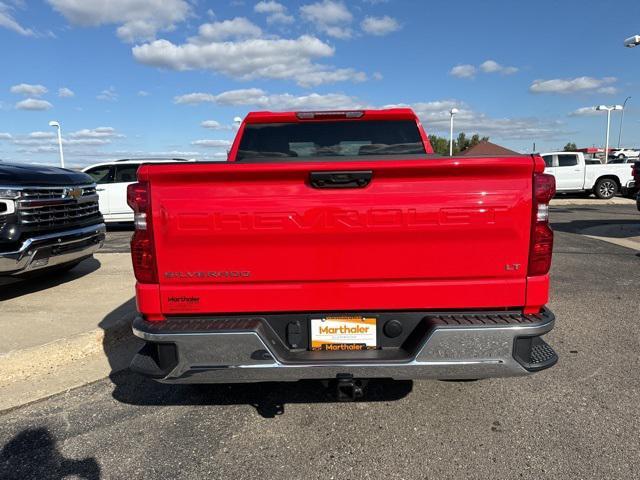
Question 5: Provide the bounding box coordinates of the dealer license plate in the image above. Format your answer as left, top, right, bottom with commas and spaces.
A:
310, 316, 377, 351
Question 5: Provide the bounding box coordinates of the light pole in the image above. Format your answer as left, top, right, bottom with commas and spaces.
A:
48, 121, 65, 168
449, 108, 458, 156
617, 96, 631, 148
595, 105, 623, 162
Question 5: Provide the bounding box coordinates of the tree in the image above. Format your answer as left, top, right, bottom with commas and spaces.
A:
428, 134, 450, 155
563, 142, 577, 152
428, 133, 490, 155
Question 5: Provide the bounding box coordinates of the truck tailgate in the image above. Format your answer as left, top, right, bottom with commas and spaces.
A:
141, 157, 535, 314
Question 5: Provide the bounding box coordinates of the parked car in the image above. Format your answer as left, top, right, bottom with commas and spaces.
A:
541, 151, 635, 199
607, 157, 638, 164
128, 108, 558, 398
82, 158, 193, 223
0, 162, 105, 280
610, 148, 640, 159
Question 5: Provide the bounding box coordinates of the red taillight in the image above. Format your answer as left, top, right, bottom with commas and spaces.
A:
534, 173, 555, 204
528, 173, 555, 276
127, 182, 157, 283
127, 181, 149, 212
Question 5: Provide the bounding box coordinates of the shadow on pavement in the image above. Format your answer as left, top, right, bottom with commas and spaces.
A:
98, 299, 413, 418
0, 427, 100, 480
553, 192, 593, 199
98, 297, 141, 375
552, 219, 640, 238
105, 223, 134, 232
108, 369, 413, 418
0, 257, 101, 301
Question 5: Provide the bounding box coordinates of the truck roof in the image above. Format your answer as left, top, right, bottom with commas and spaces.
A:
243, 108, 419, 124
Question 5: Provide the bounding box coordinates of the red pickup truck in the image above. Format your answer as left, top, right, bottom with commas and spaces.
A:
128, 109, 557, 398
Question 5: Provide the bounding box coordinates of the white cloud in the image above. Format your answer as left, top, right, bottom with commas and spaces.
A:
46, 0, 191, 42
254, 1, 294, 24
449, 64, 476, 78
361, 16, 400, 36
15, 98, 53, 110
372, 72, 383, 80
29, 131, 55, 139
201, 120, 227, 130
97, 86, 118, 101
0, 132, 13, 140
11, 127, 123, 149
58, 87, 74, 97
174, 93, 218, 104
191, 139, 232, 148
175, 88, 365, 111
10, 83, 48, 96
529, 76, 617, 94
69, 127, 123, 139
451, 60, 518, 80
193, 17, 262, 43
133, 34, 366, 87
137, 90, 150, 96
255, 1, 285, 14
179, 89, 565, 141
384, 100, 568, 141
267, 12, 294, 24
300, 0, 353, 39
569, 107, 599, 117
0, 1, 35, 36
479, 60, 518, 75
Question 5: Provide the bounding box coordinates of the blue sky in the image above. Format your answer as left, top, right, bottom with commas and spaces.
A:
1, 0, 639, 166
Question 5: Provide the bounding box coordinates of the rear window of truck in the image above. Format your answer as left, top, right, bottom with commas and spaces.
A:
236, 120, 426, 161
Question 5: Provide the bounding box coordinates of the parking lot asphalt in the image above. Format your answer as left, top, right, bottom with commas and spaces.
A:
1, 204, 639, 479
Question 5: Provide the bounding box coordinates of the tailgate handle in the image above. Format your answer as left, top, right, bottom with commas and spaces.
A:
309, 171, 372, 189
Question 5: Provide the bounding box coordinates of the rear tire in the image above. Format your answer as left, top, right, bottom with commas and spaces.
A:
594, 178, 618, 199
617, 154, 626, 159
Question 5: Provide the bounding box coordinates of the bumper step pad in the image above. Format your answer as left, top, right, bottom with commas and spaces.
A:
513, 336, 558, 372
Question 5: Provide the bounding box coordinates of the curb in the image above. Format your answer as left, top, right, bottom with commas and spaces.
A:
550, 197, 635, 206
0, 309, 137, 412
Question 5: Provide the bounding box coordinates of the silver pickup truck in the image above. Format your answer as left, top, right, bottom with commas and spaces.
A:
0, 162, 106, 280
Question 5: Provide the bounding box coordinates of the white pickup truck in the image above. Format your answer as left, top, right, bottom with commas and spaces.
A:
541, 152, 635, 199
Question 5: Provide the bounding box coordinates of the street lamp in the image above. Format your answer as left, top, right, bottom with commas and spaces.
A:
595, 105, 623, 162
449, 108, 458, 156
624, 35, 640, 47
617, 96, 631, 148
48, 120, 65, 168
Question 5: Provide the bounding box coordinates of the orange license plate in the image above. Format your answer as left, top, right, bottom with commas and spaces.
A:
310, 316, 377, 351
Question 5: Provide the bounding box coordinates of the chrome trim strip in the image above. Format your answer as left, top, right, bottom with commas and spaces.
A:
0, 223, 106, 274
17, 194, 99, 207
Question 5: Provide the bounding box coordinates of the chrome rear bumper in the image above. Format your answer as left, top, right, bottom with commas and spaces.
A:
0, 223, 106, 275
132, 310, 557, 383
